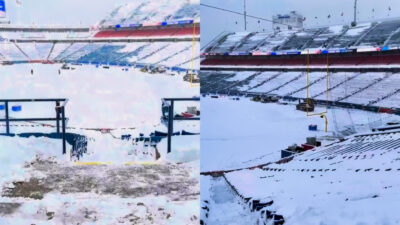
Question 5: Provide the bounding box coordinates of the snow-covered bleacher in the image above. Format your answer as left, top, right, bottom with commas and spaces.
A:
0, 0, 200, 73
277, 28, 321, 51
0, 42, 28, 61
98, 0, 199, 27
204, 19, 400, 55
0, 30, 93, 40
327, 72, 386, 102
221, 129, 400, 224
0, 41, 199, 70
200, 71, 400, 109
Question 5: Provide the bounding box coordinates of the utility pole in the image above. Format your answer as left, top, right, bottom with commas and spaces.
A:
352, 0, 358, 27
244, 0, 247, 31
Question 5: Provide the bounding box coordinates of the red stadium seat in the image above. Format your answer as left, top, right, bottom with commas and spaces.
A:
94, 26, 199, 38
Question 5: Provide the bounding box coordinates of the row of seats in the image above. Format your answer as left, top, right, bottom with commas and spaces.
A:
206, 20, 400, 54
0, 42, 195, 69
305, 132, 400, 160
200, 71, 400, 109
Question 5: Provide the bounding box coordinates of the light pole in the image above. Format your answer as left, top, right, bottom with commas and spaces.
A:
244, 0, 247, 30
352, 0, 358, 27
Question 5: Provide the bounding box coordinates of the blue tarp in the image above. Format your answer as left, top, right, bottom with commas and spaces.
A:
11, 105, 21, 112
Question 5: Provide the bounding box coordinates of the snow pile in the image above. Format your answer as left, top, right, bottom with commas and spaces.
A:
200, 176, 260, 225
0, 134, 200, 224
0, 193, 199, 225
0, 135, 69, 192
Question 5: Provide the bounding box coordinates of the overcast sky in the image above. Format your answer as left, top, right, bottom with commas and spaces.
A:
2, 0, 131, 26
201, 0, 400, 46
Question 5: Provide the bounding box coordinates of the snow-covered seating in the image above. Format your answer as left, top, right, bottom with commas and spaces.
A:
0, 43, 29, 61
210, 32, 250, 54
278, 28, 322, 51
357, 20, 400, 47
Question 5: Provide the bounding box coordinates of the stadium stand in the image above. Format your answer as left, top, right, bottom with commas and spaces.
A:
200, 71, 400, 110
0, 0, 199, 72
204, 19, 400, 54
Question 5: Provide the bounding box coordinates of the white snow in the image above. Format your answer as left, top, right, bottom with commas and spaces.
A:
0, 136, 69, 193
200, 95, 399, 172
225, 129, 400, 224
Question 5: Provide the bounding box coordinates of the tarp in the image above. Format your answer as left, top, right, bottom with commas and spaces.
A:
181, 130, 199, 135
152, 130, 180, 137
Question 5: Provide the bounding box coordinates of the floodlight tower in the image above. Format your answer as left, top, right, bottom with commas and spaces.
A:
352, 0, 358, 27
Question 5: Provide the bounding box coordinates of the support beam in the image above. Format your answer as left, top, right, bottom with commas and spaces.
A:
167, 100, 174, 153
0, 98, 67, 102
0, 98, 68, 154
5, 101, 9, 135
61, 106, 66, 155
164, 97, 200, 154
0, 118, 62, 122
56, 101, 60, 133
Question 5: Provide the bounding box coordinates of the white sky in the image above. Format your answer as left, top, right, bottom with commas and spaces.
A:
2, 0, 132, 26
201, 0, 400, 46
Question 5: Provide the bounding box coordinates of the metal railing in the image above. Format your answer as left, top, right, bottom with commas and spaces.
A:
163, 97, 200, 153
0, 98, 69, 154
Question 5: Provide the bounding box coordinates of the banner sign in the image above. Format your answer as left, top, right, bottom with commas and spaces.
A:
0, 0, 6, 18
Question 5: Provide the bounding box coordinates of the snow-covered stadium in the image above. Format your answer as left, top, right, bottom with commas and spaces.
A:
0, 0, 200, 224
200, 16, 400, 225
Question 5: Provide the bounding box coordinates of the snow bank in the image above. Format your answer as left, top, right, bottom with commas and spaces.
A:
0, 135, 69, 191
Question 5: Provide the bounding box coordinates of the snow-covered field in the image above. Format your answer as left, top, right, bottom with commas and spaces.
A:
0, 63, 200, 224
0, 64, 196, 129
